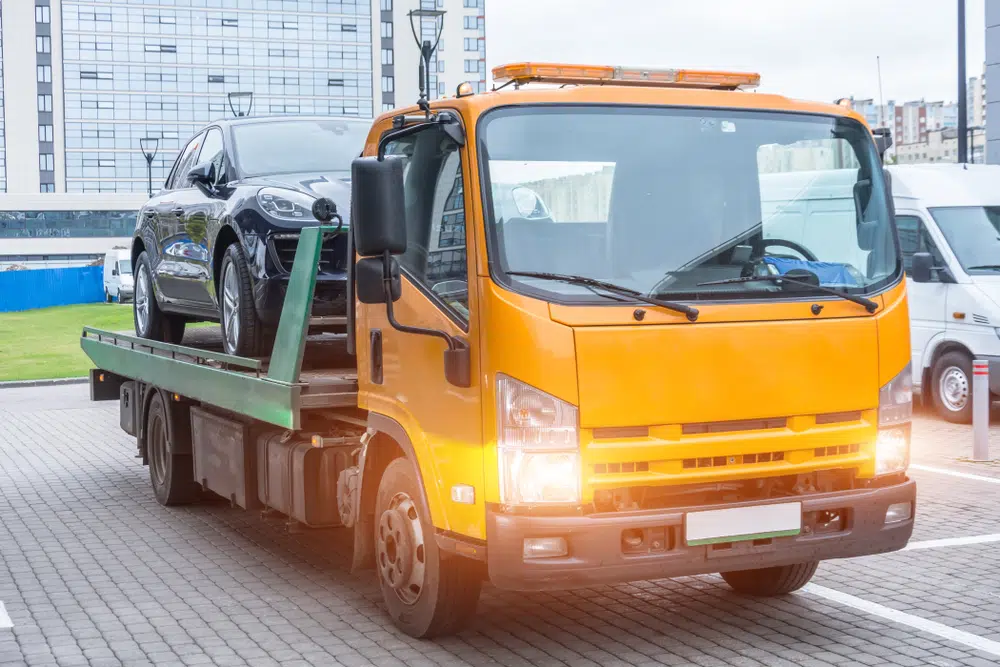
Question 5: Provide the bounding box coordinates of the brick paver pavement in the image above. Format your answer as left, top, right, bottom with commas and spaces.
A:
1, 385, 999, 667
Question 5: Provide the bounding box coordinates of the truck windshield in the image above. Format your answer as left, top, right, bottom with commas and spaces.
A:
928, 207, 1000, 274
479, 106, 899, 303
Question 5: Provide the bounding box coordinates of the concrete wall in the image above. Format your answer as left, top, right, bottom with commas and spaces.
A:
987, 1, 1000, 163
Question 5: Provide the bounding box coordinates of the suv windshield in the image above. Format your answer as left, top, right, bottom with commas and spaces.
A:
928, 207, 1000, 274
479, 106, 899, 303
233, 119, 369, 178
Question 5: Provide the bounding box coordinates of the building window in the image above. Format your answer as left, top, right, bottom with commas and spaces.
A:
36, 36, 51, 53
437, 60, 445, 73
268, 20, 297, 30
381, 48, 393, 65
342, 24, 357, 32
207, 75, 226, 83
328, 78, 344, 87
383, 103, 394, 112
464, 37, 478, 51
39, 154, 55, 171
40, 183, 55, 193
38, 125, 53, 142
37, 65, 52, 83
381, 21, 393, 38
381, 0, 392, 9
37, 95, 52, 112
382, 76, 394, 93
145, 43, 177, 53
35, 5, 51, 23
464, 59, 479, 73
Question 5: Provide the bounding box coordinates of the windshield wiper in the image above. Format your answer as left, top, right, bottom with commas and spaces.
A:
694, 275, 879, 313
966, 265, 1000, 271
507, 271, 699, 321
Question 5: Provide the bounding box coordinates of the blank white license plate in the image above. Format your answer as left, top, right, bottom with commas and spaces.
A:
685, 502, 802, 546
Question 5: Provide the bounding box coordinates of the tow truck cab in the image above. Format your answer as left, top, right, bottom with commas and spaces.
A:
349, 62, 913, 630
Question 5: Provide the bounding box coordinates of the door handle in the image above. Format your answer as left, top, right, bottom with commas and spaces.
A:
143, 210, 156, 218
171, 207, 184, 216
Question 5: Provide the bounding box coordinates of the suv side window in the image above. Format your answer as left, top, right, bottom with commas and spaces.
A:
196, 128, 227, 185
897, 214, 944, 280
167, 131, 206, 190
383, 128, 469, 323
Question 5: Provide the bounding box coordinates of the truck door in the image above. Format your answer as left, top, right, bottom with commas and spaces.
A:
897, 212, 948, 375
357, 122, 485, 539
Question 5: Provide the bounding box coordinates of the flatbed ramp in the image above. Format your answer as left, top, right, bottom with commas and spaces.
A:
81, 327, 357, 430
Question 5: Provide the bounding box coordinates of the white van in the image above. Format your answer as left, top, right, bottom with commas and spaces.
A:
103, 248, 133, 303
888, 164, 1000, 423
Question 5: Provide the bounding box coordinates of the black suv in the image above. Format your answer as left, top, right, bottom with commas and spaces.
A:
131, 115, 370, 356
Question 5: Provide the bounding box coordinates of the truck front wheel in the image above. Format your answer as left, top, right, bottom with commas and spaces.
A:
374, 458, 481, 638
720, 561, 818, 596
146, 392, 199, 506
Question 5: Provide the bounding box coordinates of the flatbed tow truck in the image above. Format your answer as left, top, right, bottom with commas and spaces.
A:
82, 63, 917, 638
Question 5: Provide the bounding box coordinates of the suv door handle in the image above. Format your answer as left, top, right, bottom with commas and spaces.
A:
171, 207, 184, 216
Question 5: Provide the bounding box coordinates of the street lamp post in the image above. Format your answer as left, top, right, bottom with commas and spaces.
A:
139, 137, 159, 198
968, 125, 984, 163
407, 9, 446, 107
227, 91, 253, 118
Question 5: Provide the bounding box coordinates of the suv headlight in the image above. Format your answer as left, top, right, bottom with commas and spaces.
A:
497, 374, 580, 506
257, 188, 316, 221
876, 363, 912, 475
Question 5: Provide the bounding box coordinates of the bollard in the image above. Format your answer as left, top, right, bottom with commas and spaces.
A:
973, 359, 990, 461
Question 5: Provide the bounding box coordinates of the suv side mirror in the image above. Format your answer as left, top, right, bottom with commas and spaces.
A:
187, 161, 215, 187
352, 156, 406, 257
911, 252, 933, 283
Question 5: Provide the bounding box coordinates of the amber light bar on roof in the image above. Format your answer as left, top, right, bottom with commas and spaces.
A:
492, 62, 761, 91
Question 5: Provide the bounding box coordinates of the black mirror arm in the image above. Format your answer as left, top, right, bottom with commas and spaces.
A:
377, 113, 465, 160
380, 251, 457, 351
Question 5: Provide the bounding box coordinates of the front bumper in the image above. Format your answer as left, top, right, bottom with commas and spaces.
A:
486, 478, 915, 591
253, 274, 347, 326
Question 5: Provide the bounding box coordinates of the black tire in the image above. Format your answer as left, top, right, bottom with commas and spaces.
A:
134, 251, 186, 344
375, 458, 481, 638
145, 392, 199, 506
931, 350, 974, 424
721, 561, 819, 596
218, 243, 266, 357
105, 288, 113, 304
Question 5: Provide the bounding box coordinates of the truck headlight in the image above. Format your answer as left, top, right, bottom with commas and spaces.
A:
876, 363, 912, 475
497, 374, 580, 505
257, 188, 316, 221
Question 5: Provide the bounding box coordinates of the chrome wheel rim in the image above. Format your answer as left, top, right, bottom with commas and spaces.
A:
939, 366, 969, 412
222, 264, 240, 352
135, 269, 150, 333
376, 493, 426, 605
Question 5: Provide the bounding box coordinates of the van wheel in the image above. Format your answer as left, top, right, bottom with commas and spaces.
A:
105, 288, 113, 304
931, 351, 974, 423
375, 458, 482, 638
134, 251, 186, 344
721, 562, 819, 596
145, 392, 199, 506
219, 243, 266, 357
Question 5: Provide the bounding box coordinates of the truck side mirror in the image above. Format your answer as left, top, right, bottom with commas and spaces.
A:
356, 256, 401, 304
352, 156, 407, 257
910, 252, 933, 283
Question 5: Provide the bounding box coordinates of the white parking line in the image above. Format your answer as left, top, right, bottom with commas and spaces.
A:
904, 533, 1000, 551
803, 584, 1000, 658
911, 464, 1000, 484
0, 602, 12, 629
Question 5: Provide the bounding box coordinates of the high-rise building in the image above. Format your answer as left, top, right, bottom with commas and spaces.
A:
0, 0, 487, 194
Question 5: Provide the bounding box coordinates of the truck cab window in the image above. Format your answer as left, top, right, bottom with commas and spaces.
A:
384, 128, 469, 323
897, 215, 943, 279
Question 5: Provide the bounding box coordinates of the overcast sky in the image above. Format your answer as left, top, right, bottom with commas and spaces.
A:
485, 0, 986, 105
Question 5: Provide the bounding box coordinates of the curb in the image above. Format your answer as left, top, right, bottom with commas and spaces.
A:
0, 377, 88, 389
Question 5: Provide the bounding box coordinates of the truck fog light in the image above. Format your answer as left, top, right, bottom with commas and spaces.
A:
523, 537, 568, 559
884, 502, 912, 524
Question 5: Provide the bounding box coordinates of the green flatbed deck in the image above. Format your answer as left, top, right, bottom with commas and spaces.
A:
80, 226, 358, 431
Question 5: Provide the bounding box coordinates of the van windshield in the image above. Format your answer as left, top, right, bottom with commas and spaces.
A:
479, 106, 899, 303
928, 207, 1000, 274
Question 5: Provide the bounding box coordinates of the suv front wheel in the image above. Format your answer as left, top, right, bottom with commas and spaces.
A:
218, 243, 269, 357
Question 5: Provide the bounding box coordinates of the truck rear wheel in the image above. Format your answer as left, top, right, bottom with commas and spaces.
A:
374, 458, 481, 638
720, 561, 818, 596
146, 392, 199, 506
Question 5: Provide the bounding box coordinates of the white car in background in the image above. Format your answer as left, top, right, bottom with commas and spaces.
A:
103, 248, 133, 303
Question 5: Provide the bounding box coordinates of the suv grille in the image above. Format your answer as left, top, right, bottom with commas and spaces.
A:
270, 232, 348, 274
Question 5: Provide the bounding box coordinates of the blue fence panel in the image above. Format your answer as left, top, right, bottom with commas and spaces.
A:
0, 266, 104, 313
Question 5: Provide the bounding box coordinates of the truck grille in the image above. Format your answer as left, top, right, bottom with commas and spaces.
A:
269, 233, 349, 274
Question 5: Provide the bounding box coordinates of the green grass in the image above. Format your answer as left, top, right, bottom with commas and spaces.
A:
0, 303, 137, 382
